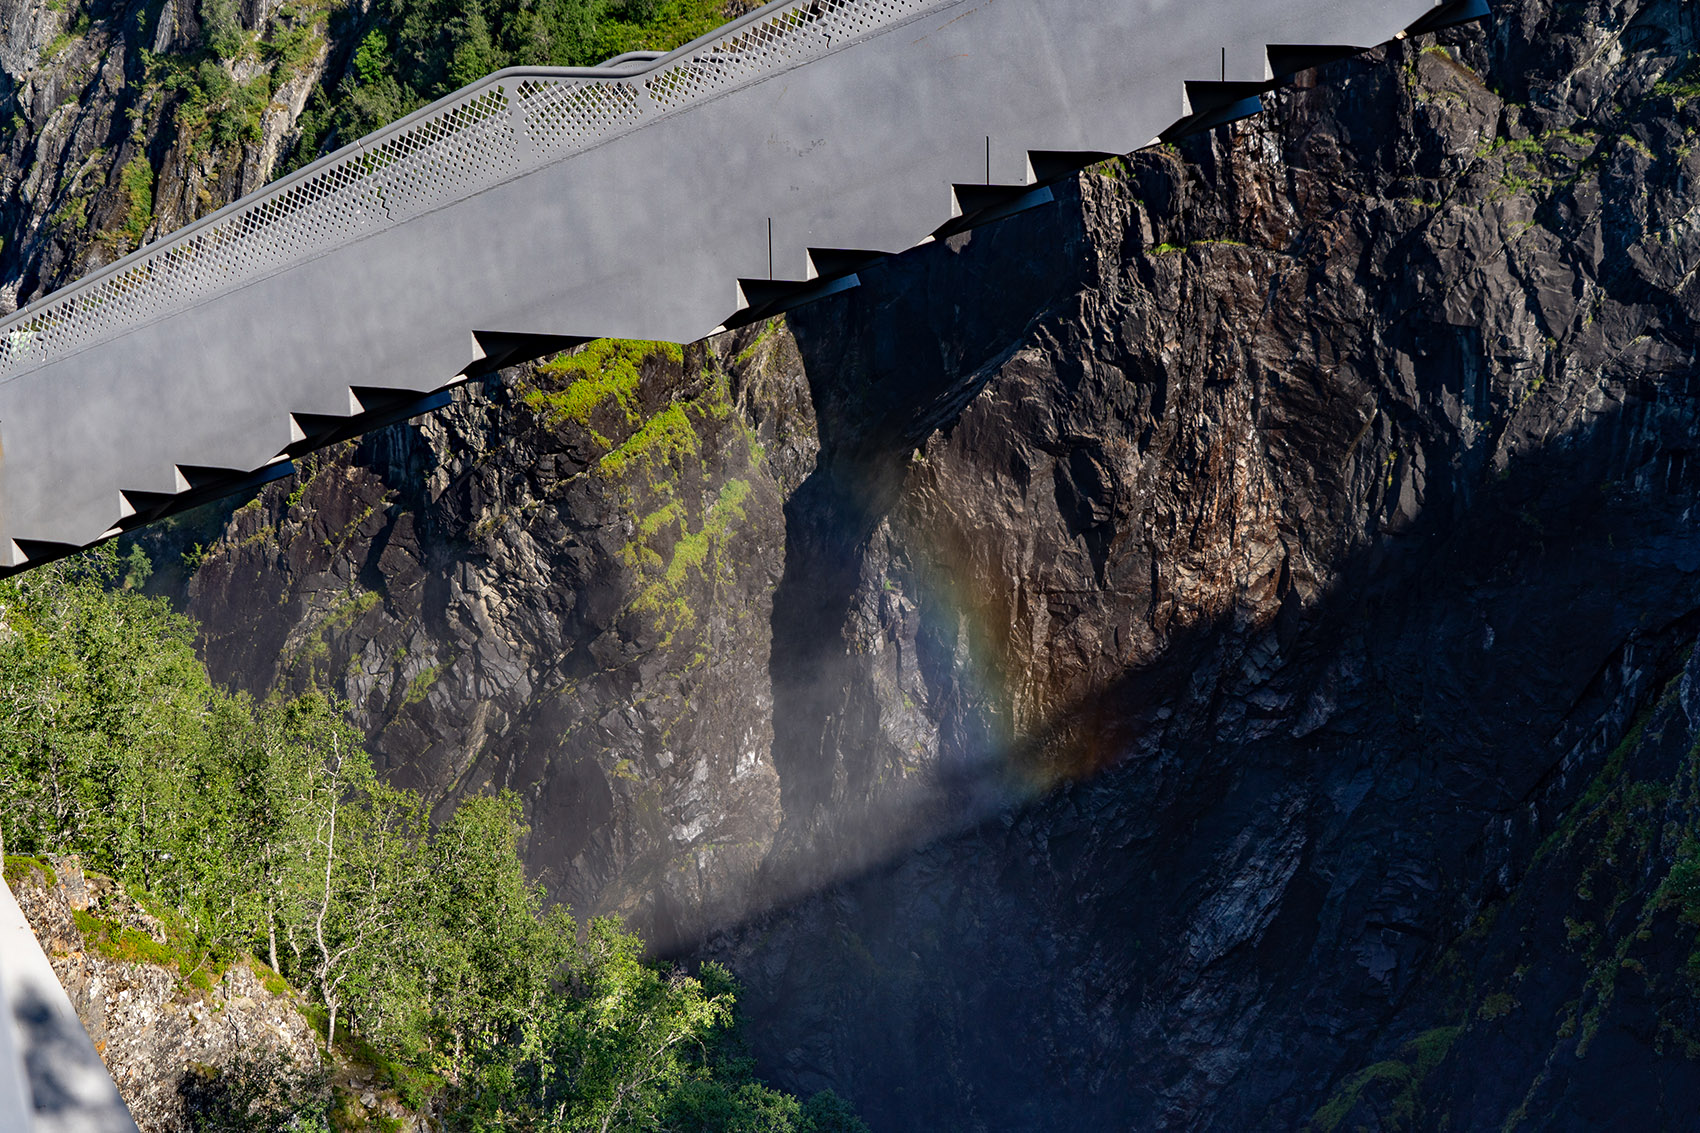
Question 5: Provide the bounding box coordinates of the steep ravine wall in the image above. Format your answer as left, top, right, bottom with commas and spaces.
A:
0, 0, 335, 308
184, 337, 813, 947
53, 0, 1700, 1128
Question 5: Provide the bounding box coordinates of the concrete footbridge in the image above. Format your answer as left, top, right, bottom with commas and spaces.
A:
0, 0, 1482, 571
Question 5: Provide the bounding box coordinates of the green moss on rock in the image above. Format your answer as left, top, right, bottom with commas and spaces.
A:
3, 854, 58, 891
523, 339, 683, 436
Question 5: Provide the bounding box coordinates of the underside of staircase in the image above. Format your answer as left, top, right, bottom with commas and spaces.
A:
0, 0, 1484, 567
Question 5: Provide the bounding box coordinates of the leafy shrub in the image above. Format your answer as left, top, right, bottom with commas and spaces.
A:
116, 157, 154, 247
179, 1051, 333, 1132
3, 854, 57, 890
286, 0, 731, 170
0, 546, 870, 1132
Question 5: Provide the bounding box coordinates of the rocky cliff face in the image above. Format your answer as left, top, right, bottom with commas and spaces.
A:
5, 858, 330, 1132
75, 0, 1700, 1128
0, 0, 334, 307
185, 335, 815, 948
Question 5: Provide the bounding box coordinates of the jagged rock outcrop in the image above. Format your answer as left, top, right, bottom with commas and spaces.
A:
103, 0, 1700, 1128
0, 0, 332, 306
689, 1, 1700, 1126
5, 858, 326, 1132
184, 336, 814, 948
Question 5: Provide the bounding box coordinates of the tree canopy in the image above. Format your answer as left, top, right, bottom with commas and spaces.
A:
0, 546, 863, 1132
286, 0, 735, 168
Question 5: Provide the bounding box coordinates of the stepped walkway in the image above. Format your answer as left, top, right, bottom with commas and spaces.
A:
0, 0, 1484, 570
2, 1, 1488, 1121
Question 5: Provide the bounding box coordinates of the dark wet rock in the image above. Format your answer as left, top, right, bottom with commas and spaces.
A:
185, 339, 811, 950
161, 0, 1700, 1129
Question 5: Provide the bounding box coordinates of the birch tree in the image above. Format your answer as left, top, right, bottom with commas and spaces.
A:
416, 792, 573, 1080
274, 699, 425, 1049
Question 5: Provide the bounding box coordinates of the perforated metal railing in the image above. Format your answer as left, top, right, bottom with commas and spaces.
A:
0, 0, 954, 382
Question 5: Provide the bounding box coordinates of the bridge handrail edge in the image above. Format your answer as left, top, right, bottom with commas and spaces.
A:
0, 0, 958, 369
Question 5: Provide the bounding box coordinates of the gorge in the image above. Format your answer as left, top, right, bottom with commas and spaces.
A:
3, 0, 1700, 1128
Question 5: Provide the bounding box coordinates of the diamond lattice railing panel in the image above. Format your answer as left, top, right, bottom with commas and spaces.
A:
642, 0, 933, 111
366, 86, 523, 223
512, 78, 645, 160
0, 145, 392, 376
0, 0, 955, 382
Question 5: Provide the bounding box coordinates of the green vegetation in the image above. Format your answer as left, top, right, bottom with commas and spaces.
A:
158, 57, 273, 154
515, 336, 766, 678
261, 10, 327, 86
1149, 237, 1248, 256
1328, 664, 1700, 1125
402, 658, 448, 706
49, 194, 88, 232
3, 854, 57, 890
732, 319, 782, 367
618, 475, 749, 650
1466, 68, 1696, 206
125, 0, 301, 168
287, 0, 733, 169
523, 339, 682, 441
535, 341, 758, 651
286, 465, 315, 508
600, 402, 699, 478
178, 1052, 333, 1133
74, 906, 227, 991
255, 961, 293, 997
41, 13, 90, 63
324, 588, 383, 631
647, 478, 745, 591
1501, 672, 1700, 1061
1652, 57, 1700, 107
198, 0, 248, 60
0, 546, 865, 1132
1309, 1026, 1460, 1133
115, 156, 155, 248
1477, 991, 1518, 1020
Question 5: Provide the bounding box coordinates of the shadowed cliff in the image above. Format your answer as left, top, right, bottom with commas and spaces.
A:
157, 0, 1700, 1128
